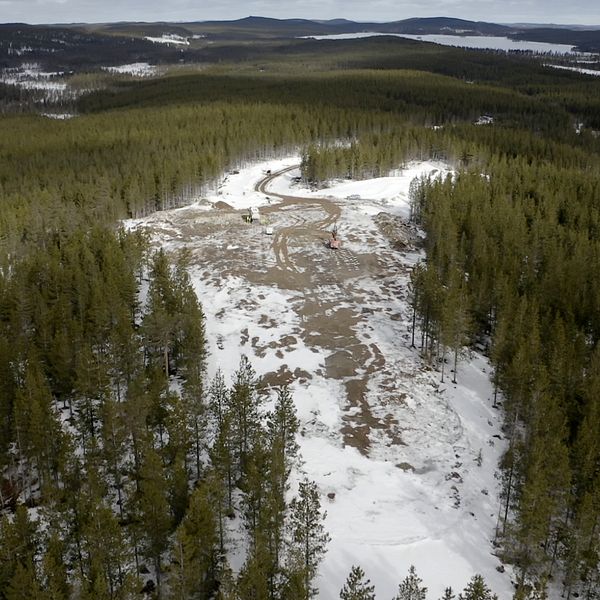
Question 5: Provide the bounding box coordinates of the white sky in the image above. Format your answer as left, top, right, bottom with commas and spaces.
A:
0, 0, 599, 26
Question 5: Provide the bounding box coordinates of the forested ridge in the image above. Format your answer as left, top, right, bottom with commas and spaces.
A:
1, 40, 600, 599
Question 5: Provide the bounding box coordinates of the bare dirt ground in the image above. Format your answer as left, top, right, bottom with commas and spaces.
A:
145, 166, 420, 454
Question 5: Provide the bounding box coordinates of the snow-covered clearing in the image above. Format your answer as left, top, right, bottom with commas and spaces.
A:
0, 63, 81, 102
1, 67, 67, 91
102, 62, 160, 77
126, 157, 514, 599
144, 34, 189, 45
41, 112, 76, 120
544, 63, 600, 76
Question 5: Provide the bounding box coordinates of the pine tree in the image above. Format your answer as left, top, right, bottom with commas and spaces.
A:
267, 386, 300, 483
164, 393, 191, 524
77, 474, 136, 600
228, 355, 262, 479
340, 565, 376, 600
143, 249, 178, 379
138, 444, 172, 594
209, 369, 228, 430
12, 355, 63, 493
440, 587, 456, 600
241, 429, 270, 544
459, 575, 497, 600
169, 481, 221, 600
99, 397, 128, 519
4, 561, 43, 600
42, 531, 71, 600
394, 565, 427, 600
237, 547, 271, 600
0, 506, 39, 592
287, 479, 331, 600
210, 410, 235, 515
265, 386, 300, 578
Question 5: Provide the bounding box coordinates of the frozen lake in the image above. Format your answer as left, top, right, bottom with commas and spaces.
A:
303, 32, 580, 54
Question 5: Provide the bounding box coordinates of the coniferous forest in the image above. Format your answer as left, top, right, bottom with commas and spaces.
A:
0, 30, 600, 599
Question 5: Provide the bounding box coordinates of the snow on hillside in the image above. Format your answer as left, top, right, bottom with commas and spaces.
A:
144, 34, 189, 45
126, 157, 515, 599
204, 156, 300, 210
544, 63, 600, 76
0, 63, 83, 102
102, 62, 160, 77
1, 64, 67, 91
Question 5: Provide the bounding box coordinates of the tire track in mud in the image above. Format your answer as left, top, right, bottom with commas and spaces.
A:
255, 167, 341, 274
255, 167, 404, 455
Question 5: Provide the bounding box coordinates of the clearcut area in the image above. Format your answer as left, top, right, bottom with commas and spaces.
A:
126, 157, 515, 599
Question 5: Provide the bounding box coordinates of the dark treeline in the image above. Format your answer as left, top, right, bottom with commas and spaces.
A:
4, 66, 598, 257
0, 100, 396, 259
408, 159, 600, 598
78, 70, 571, 132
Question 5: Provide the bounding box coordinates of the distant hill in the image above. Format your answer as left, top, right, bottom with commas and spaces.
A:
100, 22, 193, 37
0, 22, 186, 70
173, 16, 599, 50
511, 27, 600, 51
185, 16, 345, 37
2, 15, 600, 68
180, 16, 513, 38
376, 17, 513, 36
182, 16, 599, 51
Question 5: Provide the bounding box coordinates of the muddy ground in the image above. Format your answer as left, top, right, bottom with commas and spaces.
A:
141, 167, 423, 454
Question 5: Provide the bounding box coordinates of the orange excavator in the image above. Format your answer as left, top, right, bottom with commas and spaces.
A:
329, 226, 340, 249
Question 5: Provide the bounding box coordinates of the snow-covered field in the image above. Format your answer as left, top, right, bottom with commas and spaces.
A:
0, 63, 82, 103
126, 157, 514, 599
144, 34, 189, 45
1, 63, 68, 91
41, 112, 76, 120
102, 62, 160, 77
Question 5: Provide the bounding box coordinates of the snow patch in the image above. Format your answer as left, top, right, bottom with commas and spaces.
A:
144, 34, 189, 46
102, 62, 159, 77
544, 63, 600, 76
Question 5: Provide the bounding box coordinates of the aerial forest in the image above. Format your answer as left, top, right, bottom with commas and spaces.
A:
0, 37, 599, 599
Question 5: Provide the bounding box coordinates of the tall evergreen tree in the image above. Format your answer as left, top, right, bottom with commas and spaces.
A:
169, 480, 222, 600
138, 444, 172, 594
287, 479, 331, 600
394, 565, 427, 600
340, 565, 376, 600
459, 575, 497, 600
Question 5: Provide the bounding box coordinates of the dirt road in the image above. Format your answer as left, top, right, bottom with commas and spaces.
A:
255, 167, 342, 275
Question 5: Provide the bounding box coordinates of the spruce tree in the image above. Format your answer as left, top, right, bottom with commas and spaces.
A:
394, 565, 427, 600
138, 444, 171, 594
287, 479, 331, 599
169, 481, 221, 600
228, 355, 262, 479
340, 565, 376, 600
42, 531, 71, 600
459, 575, 497, 600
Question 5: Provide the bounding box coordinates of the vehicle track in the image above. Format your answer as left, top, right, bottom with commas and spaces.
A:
254, 167, 396, 452
255, 166, 341, 273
